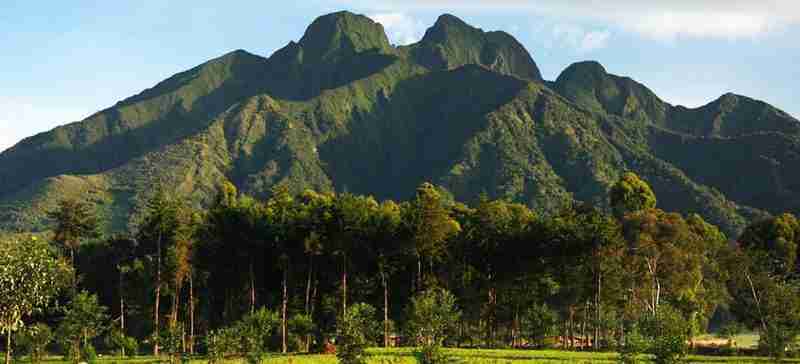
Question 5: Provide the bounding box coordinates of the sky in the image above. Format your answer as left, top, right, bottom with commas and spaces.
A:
2, 0, 799, 152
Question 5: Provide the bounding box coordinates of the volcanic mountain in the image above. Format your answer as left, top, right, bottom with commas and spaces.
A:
2, 11, 799, 236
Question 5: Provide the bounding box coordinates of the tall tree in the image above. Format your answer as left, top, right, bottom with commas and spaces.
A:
404, 183, 460, 291
136, 190, 179, 356
49, 198, 100, 270
0, 235, 71, 364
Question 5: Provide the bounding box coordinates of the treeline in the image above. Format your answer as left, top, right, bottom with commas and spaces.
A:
3, 172, 800, 362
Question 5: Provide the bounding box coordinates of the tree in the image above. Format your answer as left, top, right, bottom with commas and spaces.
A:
369, 200, 405, 347
336, 303, 379, 364
730, 215, 800, 358
610, 172, 656, 218
56, 292, 109, 364
404, 183, 461, 291
49, 198, 100, 270
0, 235, 71, 364
135, 190, 180, 356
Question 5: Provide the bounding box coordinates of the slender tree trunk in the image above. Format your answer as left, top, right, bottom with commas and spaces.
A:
595, 261, 602, 351
282, 268, 288, 354
5, 328, 11, 364
171, 281, 180, 329
342, 255, 348, 314
381, 270, 389, 347
154, 231, 162, 357
309, 279, 318, 352
417, 257, 422, 292
189, 273, 195, 355
305, 255, 313, 314
745, 270, 768, 332
250, 259, 256, 315
120, 269, 126, 357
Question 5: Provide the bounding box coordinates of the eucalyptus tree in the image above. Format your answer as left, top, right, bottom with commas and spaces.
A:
403, 183, 460, 292
49, 198, 100, 272
135, 190, 180, 356
368, 199, 406, 347
0, 235, 72, 364
731, 213, 800, 357
265, 185, 302, 354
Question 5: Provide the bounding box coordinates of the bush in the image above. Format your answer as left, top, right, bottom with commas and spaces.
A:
406, 288, 462, 364
618, 324, 647, 364
415, 342, 459, 364
639, 306, 691, 364
82, 344, 97, 364
16, 323, 53, 364
206, 327, 240, 364
105, 328, 138, 357
336, 303, 378, 364
520, 303, 558, 348
206, 308, 278, 364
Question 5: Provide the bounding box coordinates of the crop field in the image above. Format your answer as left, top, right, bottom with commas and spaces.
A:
10, 347, 798, 364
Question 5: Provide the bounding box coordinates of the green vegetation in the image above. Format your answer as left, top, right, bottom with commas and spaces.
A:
1, 11, 798, 239
3, 9, 800, 364
3, 172, 800, 363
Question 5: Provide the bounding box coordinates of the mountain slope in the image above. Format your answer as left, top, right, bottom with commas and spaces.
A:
1, 11, 797, 237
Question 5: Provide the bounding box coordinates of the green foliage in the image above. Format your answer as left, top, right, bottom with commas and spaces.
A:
15, 323, 53, 364
239, 308, 280, 364
610, 172, 657, 217
56, 292, 109, 364
618, 325, 648, 364
105, 327, 138, 357
520, 303, 558, 348
406, 288, 461, 347
206, 327, 240, 364
641, 306, 692, 364
336, 303, 379, 364
0, 234, 71, 363
48, 198, 101, 262
205, 308, 279, 364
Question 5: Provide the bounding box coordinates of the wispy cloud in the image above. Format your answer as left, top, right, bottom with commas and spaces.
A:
368, 12, 425, 45
550, 24, 611, 53
340, 0, 800, 40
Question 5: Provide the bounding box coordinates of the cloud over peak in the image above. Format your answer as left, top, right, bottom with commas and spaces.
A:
344, 0, 800, 40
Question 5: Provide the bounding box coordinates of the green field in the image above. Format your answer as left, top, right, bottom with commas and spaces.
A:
9, 347, 798, 364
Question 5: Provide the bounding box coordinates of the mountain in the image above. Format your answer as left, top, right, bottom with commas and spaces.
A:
2, 11, 798, 236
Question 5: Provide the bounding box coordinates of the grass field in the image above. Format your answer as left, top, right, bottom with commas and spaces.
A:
8, 346, 798, 364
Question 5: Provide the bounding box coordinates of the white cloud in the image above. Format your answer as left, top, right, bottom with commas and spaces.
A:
341, 0, 800, 40
580, 30, 610, 52
0, 97, 91, 153
550, 24, 611, 53
368, 12, 425, 45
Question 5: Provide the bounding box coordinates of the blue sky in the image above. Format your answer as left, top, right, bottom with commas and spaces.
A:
2, 0, 799, 152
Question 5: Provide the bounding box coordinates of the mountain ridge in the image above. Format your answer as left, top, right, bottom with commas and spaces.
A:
1, 11, 797, 237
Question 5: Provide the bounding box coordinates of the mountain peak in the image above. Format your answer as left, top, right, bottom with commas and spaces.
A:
297, 11, 392, 64
432, 14, 474, 30
412, 14, 542, 81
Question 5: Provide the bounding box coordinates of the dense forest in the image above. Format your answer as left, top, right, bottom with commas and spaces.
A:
2, 172, 800, 364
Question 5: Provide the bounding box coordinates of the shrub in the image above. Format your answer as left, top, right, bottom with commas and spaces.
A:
520, 303, 558, 348
105, 328, 138, 357
16, 323, 53, 364
406, 288, 462, 364
618, 324, 647, 364
336, 303, 378, 364
206, 327, 240, 364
